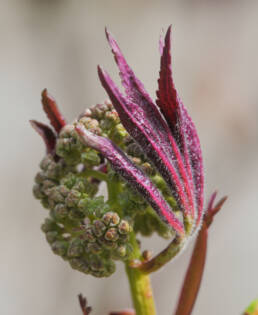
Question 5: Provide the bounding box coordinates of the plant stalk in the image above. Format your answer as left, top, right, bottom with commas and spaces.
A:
125, 234, 156, 315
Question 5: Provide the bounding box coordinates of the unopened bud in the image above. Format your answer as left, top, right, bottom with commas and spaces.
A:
112, 123, 128, 143
48, 187, 65, 203
105, 228, 119, 242
59, 124, 75, 138
51, 241, 68, 256
41, 218, 57, 233
70, 258, 90, 274
65, 190, 81, 207
141, 162, 155, 176
67, 239, 84, 257
126, 143, 143, 157
118, 220, 131, 234
53, 203, 68, 220
92, 220, 106, 237
90, 103, 109, 119
46, 231, 58, 244
58, 185, 70, 197
102, 212, 120, 226
33, 184, 43, 199
87, 242, 102, 254
115, 245, 127, 258
81, 150, 100, 166
82, 228, 96, 242
79, 117, 101, 135
35, 172, 46, 184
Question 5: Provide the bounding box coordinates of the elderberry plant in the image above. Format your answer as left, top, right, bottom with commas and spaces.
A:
31, 27, 227, 315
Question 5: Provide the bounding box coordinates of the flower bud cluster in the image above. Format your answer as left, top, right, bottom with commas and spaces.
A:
33, 101, 178, 277
33, 154, 98, 212
34, 152, 132, 277
41, 208, 132, 278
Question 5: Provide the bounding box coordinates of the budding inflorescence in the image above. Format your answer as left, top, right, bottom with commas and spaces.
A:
33, 97, 175, 278
32, 26, 205, 278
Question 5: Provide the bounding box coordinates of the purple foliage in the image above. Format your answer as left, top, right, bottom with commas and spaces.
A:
80, 26, 204, 236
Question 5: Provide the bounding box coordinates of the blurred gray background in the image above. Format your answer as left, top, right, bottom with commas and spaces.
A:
1, 1, 258, 314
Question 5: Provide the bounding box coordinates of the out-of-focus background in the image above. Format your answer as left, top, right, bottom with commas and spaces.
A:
1, 1, 258, 314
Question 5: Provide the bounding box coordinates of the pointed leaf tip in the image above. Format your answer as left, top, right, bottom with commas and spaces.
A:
41, 89, 66, 134
30, 120, 56, 154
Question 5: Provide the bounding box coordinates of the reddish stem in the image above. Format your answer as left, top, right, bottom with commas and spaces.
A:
173, 193, 227, 315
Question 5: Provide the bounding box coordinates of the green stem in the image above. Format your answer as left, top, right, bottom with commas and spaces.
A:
125, 233, 156, 315
82, 169, 108, 181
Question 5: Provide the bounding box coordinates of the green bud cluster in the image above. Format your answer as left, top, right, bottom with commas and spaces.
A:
41, 208, 132, 277
33, 101, 178, 278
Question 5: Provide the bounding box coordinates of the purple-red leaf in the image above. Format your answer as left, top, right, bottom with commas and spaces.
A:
157, 26, 204, 227
98, 65, 192, 220
30, 120, 56, 154
41, 89, 66, 134
105, 29, 195, 220
76, 124, 185, 236
173, 193, 227, 315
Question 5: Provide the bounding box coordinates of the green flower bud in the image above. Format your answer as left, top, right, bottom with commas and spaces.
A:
70, 258, 90, 274
102, 212, 120, 226
92, 220, 106, 237
105, 228, 119, 242
101, 239, 118, 250
141, 162, 155, 176
90, 103, 109, 120
60, 173, 77, 189
90, 258, 105, 272
67, 239, 84, 257
82, 228, 96, 242
79, 117, 101, 135
87, 242, 102, 254
33, 184, 44, 199
53, 203, 69, 220
58, 185, 70, 197
35, 172, 46, 184
47, 187, 65, 204
45, 161, 61, 180
100, 109, 120, 130
118, 233, 129, 243
126, 143, 143, 158
56, 126, 82, 164
118, 220, 131, 234
46, 231, 58, 244
131, 157, 142, 166
65, 189, 81, 207
105, 261, 116, 275
40, 155, 52, 171
51, 240, 68, 256
60, 124, 76, 137
152, 174, 170, 195
81, 150, 100, 166
68, 207, 85, 220
112, 123, 128, 143
41, 218, 57, 233
114, 245, 127, 258
84, 196, 106, 217
166, 196, 178, 210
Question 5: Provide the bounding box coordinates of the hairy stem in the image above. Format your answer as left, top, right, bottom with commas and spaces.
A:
125, 233, 156, 315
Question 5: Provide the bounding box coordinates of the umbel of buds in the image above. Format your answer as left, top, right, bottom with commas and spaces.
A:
31, 26, 204, 279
